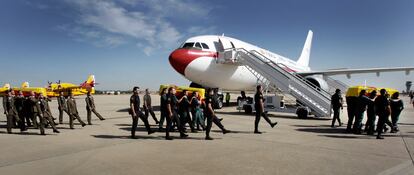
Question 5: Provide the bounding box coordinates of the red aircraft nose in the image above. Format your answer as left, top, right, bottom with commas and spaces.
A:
169, 48, 217, 76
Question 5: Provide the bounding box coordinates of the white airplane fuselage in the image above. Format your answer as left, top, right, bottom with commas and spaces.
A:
169, 34, 313, 90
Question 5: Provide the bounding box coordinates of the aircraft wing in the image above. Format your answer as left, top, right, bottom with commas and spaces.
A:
297, 67, 414, 78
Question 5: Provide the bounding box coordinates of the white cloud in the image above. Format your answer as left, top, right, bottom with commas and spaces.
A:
56, 0, 215, 55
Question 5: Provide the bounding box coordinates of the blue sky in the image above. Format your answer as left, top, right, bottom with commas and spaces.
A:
0, 0, 413, 91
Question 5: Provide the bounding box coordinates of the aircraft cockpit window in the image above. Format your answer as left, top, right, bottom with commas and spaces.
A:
194, 42, 202, 49
182, 42, 194, 48
201, 43, 209, 49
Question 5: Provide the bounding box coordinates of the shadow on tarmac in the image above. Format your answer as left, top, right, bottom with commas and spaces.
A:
116, 106, 161, 113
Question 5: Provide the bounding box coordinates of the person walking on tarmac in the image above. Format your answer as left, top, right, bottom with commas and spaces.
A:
143, 88, 159, 125
375, 89, 391, 139
15, 91, 27, 131
158, 88, 167, 131
364, 90, 377, 135
254, 85, 278, 134
204, 88, 231, 140
345, 95, 357, 133
353, 90, 373, 134
179, 90, 196, 133
85, 91, 105, 125
38, 94, 59, 133
330, 89, 343, 128
67, 92, 86, 129
165, 87, 188, 140
28, 91, 45, 135
390, 92, 404, 133
129, 86, 154, 139
3, 90, 20, 134
57, 91, 70, 124
158, 88, 168, 132
190, 91, 205, 131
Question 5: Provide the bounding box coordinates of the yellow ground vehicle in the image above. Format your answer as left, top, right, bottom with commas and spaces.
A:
159, 85, 205, 100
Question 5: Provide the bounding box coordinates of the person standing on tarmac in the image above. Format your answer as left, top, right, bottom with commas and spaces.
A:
3, 90, 20, 134
364, 90, 377, 135
353, 90, 373, 134
204, 88, 231, 140
57, 91, 69, 124
254, 85, 278, 134
67, 92, 86, 129
15, 91, 27, 131
85, 91, 105, 125
165, 87, 188, 140
190, 91, 205, 131
38, 94, 59, 133
330, 89, 343, 128
143, 89, 159, 125
28, 91, 45, 135
375, 89, 391, 139
390, 92, 404, 133
179, 90, 196, 133
129, 86, 154, 139
225, 92, 230, 106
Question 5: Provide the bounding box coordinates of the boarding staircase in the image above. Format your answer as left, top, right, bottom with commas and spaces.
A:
219, 48, 332, 118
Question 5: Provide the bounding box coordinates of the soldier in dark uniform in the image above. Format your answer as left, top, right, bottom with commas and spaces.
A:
158, 88, 167, 131
345, 96, 357, 133
23, 95, 34, 127
3, 91, 20, 133
85, 91, 105, 125
67, 92, 86, 129
375, 89, 390, 139
179, 90, 196, 133
130, 86, 154, 139
143, 89, 159, 124
28, 91, 45, 135
364, 90, 377, 135
204, 88, 231, 140
15, 91, 27, 131
38, 94, 59, 133
254, 85, 277, 134
165, 87, 187, 140
353, 90, 373, 134
57, 91, 69, 124
331, 89, 343, 128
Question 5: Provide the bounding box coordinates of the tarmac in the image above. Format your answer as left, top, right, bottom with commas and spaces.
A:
0, 94, 413, 175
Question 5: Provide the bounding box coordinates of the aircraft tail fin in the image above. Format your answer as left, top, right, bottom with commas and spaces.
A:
297, 30, 313, 67
21, 82, 30, 88
82, 75, 95, 88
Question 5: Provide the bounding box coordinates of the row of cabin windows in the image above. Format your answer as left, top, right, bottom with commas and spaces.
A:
181, 42, 209, 50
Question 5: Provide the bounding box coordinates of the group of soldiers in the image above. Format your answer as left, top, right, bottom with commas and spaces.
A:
331, 88, 404, 139
2, 90, 105, 135
129, 85, 277, 140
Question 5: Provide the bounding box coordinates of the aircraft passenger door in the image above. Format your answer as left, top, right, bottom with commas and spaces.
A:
217, 36, 236, 62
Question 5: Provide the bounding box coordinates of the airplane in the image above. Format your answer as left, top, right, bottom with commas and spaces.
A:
168, 30, 414, 92
46, 75, 96, 97
1, 75, 96, 97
